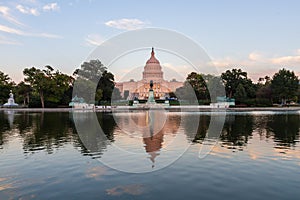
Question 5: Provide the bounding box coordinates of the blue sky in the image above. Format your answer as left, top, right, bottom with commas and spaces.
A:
0, 0, 300, 82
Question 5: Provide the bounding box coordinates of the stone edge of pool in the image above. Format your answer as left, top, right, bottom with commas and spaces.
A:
1, 106, 300, 112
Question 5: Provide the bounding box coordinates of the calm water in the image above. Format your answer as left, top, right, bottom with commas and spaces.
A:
0, 110, 300, 200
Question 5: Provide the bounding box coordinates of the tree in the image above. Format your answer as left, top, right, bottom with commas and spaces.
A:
51, 69, 74, 105
206, 76, 226, 102
98, 70, 115, 102
185, 72, 209, 100
23, 66, 73, 108
0, 71, 14, 104
235, 83, 247, 103
175, 86, 193, 103
74, 60, 106, 83
271, 68, 299, 104
221, 69, 247, 98
297, 87, 300, 103
221, 68, 255, 99
73, 60, 116, 104
256, 76, 272, 102
15, 81, 32, 106
23, 67, 48, 108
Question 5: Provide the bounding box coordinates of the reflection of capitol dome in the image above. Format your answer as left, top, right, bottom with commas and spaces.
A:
142, 113, 181, 165
143, 132, 163, 165
115, 48, 184, 100
113, 112, 181, 167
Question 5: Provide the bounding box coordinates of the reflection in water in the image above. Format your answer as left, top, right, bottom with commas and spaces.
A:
85, 166, 107, 180
0, 112, 10, 148
73, 112, 116, 158
106, 184, 145, 196
100, 110, 185, 171
0, 111, 299, 161
114, 110, 182, 164
267, 114, 300, 146
220, 115, 254, 150
1, 110, 300, 199
5, 110, 15, 127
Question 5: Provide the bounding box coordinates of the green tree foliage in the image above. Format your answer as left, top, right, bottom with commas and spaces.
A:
73, 60, 116, 104
235, 83, 247, 103
271, 68, 299, 104
256, 76, 272, 102
175, 72, 225, 103
15, 81, 31, 106
185, 72, 209, 100
206, 76, 225, 102
0, 71, 14, 104
74, 60, 106, 82
23, 66, 73, 108
98, 70, 115, 102
297, 88, 300, 103
221, 68, 256, 99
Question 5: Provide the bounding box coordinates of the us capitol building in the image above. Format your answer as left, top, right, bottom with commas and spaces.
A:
115, 48, 184, 100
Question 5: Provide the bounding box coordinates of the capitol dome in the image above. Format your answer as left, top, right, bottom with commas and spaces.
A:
143, 48, 163, 81
115, 47, 184, 100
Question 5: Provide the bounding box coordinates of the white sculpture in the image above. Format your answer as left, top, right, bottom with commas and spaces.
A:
3, 90, 18, 107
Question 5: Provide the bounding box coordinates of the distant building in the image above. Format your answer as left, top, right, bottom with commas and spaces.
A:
115, 48, 184, 100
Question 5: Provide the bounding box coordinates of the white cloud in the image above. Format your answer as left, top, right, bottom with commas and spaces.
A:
0, 34, 21, 45
0, 6, 25, 26
270, 55, 300, 65
16, 5, 39, 16
209, 50, 300, 81
248, 52, 262, 61
209, 57, 234, 68
85, 34, 104, 46
0, 24, 23, 35
161, 63, 191, 81
43, 3, 60, 12
0, 24, 62, 39
35, 32, 62, 39
21, 0, 38, 3
105, 18, 148, 30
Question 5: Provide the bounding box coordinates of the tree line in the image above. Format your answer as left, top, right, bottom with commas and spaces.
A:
176, 68, 299, 106
0, 59, 299, 107
0, 60, 119, 108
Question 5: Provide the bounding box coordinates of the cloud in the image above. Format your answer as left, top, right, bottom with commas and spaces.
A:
209, 50, 300, 81
21, 0, 38, 3
0, 6, 25, 26
105, 18, 148, 30
162, 62, 190, 81
270, 55, 300, 65
33, 32, 62, 39
0, 24, 23, 35
43, 3, 60, 12
0, 34, 22, 45
16, 5, 39, 16
0, 24, 62, 39
248, 52, 262, 61
209, 57, 234, 68
84, 34, 105, 46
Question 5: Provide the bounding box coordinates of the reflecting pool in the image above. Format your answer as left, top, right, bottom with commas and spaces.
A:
0, 110, 300, 199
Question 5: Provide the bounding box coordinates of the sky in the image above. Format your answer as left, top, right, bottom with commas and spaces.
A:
0, 0, 300, 83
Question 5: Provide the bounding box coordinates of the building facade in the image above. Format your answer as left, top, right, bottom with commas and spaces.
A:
115, 48, 184, 100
